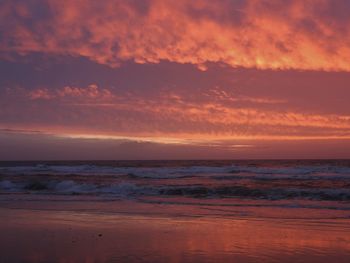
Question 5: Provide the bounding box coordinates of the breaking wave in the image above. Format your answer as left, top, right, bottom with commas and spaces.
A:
1, 162, 350, 179
1, 179, 350, 201
1, 160, 350, 202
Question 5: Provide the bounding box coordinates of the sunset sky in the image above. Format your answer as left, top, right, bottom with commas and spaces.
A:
1, 0, 350, 160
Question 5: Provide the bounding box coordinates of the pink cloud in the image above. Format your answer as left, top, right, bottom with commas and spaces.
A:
1, 0, 350, 71
28, 88, 54, 100
28, 84, 114, 101
20, 84, 350, 139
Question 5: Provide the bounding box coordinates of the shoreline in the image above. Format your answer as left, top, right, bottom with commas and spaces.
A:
1, 198, 350, 263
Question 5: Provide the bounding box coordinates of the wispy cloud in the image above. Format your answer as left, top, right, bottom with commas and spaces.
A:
28, 84, 114, 101
2, 84, 348, 141
208, 86, 287, 104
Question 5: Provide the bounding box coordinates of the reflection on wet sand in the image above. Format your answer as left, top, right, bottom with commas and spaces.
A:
1, 204, 350, 263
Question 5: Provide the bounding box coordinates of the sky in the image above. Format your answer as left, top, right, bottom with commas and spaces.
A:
0, 0, 350, 160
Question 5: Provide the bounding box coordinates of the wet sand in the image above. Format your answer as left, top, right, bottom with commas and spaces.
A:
1, 198, 350, 263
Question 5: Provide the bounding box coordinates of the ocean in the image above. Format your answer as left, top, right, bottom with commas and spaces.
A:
1, 160, 350, 262
1, 160, 350, 204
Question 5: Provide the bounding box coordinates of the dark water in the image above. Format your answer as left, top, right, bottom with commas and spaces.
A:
1, 160, 350, 203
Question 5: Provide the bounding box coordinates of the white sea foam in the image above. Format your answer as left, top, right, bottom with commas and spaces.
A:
53, 180, 97, 194
0, 179, 158, 197
1, 178, 350, 201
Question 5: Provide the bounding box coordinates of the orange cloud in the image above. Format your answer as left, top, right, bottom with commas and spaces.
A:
207, 86, 287, 104
28, 88, 54, 100
1, 0, 350, 71
22, 85, 350, 140
29, 84, 114, 101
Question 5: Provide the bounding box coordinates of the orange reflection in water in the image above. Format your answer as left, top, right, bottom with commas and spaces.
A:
1, 204, 350, 263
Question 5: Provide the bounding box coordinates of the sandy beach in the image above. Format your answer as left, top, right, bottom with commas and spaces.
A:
1, 196, 350, 263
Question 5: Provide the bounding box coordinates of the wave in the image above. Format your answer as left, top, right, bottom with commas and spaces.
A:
2, 179, 350, 201
0, 164, 231, 179
1, 163, 350, 179
0, 179, 156, 196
